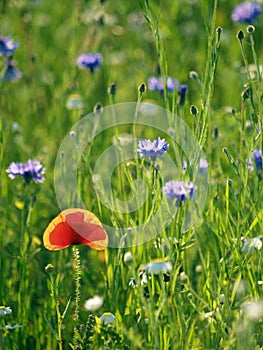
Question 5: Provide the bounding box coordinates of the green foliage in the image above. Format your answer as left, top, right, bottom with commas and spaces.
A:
1, 0, 263, 349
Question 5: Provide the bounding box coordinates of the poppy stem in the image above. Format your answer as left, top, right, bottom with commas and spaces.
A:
73, 246, 81, 348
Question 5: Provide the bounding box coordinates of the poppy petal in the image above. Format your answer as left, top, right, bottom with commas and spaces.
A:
43, 208, 108, 251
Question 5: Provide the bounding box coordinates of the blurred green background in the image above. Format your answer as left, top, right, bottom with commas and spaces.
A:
1, 0, 263, 348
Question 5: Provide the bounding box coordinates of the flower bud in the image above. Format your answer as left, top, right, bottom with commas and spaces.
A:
190, 105, 199, 116
124, 251, 133, 264
138, 82, 146, 94
108, 82, 117, 96
216, 26, 223, 41
45, 263, 54, 273
213, 126, 219, 139
237, 30, 245, 41
241, 86, 250, 100
247, 25, 255, 33
189, 71, 199, 80
93, 102, 103, 114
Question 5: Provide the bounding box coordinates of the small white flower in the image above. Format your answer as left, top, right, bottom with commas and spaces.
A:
243, 300, 263, 321
124, 252, 133, 264
11, 122, 21, 133
0, 306, 12, 317
195, 264, 202, 273
140, 272, 148, 285
100, 312, 115, 325
219, 294, 225, 304
242, 236, 263, 254
201, 311, 214, 321
179, 271, 188, 281
112, 133, 133, 146
245, 120, 252, 129
4, 324, 22, 330
84, 296, 103, 312
145, 260, 172, 274
128, 277, 137, 288
241, 64, 263, 80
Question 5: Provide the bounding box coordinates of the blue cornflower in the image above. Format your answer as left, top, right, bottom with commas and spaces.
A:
2, 60, 22, 82
162, 180, 196, 201
180, 84, 188, 96
231, 2, 261, 24
0, 36, 19, 57
137, 137, 169, 161
248, 148, 262, 171
179, 84, 188, 106
148, 76, 179, 93
6, 160, 45, 183
77, 52, 102, 72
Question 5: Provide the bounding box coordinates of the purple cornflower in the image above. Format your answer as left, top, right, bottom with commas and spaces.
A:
137, 137, 169, 161
162, 180, 196, 201
0, 36, 19, 57
77, 53, 102, 72
3, 60, 22, 82
248, 148, 262, 171
231, 2, 261, 24
148, 76, 179, 93
6, 160, 45, 183
199, 157, 208, 173
183, 157, 208, 174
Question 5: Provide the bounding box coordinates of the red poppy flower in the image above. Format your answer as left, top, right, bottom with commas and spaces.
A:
43, 208, 108, 251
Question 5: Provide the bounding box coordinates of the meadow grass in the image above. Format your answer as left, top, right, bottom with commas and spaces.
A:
1, 0, 263, 349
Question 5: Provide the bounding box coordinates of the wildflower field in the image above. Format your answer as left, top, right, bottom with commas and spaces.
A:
1, 0, 263, 349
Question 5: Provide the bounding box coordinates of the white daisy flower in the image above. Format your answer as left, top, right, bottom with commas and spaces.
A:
84, 295, 103, 312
